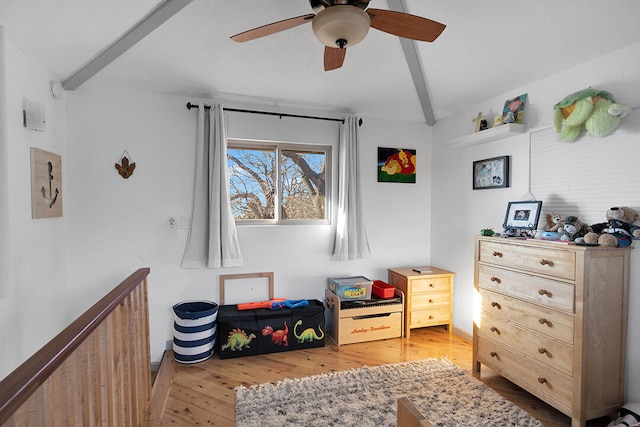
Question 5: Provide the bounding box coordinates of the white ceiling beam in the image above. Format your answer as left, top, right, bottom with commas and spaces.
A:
386, 0, 436, 125
62, 0, 193, 90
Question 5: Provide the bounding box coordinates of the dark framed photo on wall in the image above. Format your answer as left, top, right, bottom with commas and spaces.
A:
472, 155, 509, 190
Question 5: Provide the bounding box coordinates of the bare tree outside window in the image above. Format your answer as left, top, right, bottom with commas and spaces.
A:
228, 146, 276, 220
227, 142, 330, 223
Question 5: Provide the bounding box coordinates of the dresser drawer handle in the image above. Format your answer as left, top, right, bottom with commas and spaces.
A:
492, 251, 503, 257
538, 318, 551, 326
428, 299, 434, 303
538, 289, 552, 297
490, 276, 501, 284
490, 301, 501, 309
539, 259, 554, 266
538, 348, 548, 355
490, 352, 498, 358
490, 326, 500, 335
537, 377, 548, 384
428, 315, 434, 320
429, 283, 436, 288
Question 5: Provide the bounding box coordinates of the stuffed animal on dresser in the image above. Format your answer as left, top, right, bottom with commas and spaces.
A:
560, 216, 592, 242
543, 213, 565, 232
583, 207, 640, 247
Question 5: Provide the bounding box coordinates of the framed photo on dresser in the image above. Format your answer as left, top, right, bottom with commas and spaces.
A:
502, 200, 542, 230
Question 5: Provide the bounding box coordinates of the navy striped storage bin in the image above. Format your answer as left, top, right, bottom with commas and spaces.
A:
172, 301, 218, 364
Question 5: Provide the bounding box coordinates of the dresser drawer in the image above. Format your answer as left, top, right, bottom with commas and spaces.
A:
477, 336, 572, 408
479, 240, 575, 280
478, 313, 573, 375
478, 264, 575, 313
410, 307, 450, 328
479, 289, 574, 344
410, 291, 450, 310
411, 277, 451, 293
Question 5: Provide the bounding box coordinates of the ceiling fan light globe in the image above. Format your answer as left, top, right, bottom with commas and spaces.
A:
312, 6, 370, 48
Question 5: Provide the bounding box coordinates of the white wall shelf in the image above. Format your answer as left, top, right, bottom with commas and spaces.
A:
448, 123, 526, 147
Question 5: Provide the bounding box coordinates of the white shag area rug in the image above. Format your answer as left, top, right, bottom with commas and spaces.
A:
235, 358, 543, 427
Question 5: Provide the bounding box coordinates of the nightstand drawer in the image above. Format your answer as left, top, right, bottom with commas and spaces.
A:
478, 264, 575, 313
479, 289, 573, 344
410, 291, 450, 310
410, 307, 450, 328
411, 277, 451, 293
479, 240, 575, 280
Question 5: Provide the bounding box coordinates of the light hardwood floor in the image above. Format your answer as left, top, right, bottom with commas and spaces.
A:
149, 327, 612, 426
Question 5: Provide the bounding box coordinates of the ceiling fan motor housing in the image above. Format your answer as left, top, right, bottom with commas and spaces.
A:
312, 5, 370, 48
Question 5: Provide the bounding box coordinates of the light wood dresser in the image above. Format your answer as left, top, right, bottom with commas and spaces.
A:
388, 267, 454, 339
473, 236, 631, 427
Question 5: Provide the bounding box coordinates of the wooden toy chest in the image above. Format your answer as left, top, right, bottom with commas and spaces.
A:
325, 288, 404, 345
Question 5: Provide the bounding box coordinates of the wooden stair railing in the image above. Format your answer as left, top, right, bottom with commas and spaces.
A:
0, 268, 152, 426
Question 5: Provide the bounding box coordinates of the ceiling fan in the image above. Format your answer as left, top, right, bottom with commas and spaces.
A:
230, 0, 446, 71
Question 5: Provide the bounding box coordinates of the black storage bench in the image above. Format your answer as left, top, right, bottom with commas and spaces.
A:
217, 299, 325, 359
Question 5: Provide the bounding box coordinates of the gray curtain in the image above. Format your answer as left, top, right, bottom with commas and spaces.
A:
332, 116, 370, 260
0, 26, 8, 296
181, 104, 243, 268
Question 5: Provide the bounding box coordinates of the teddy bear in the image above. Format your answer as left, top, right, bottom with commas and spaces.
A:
583, 207, 640, 247
543, 213, 565, 232
559, 216, 592, 242
553, 88, 631, 142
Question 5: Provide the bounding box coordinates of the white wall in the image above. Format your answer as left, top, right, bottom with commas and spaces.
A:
63, 89, 433, 366
0, 40, 68, 378
0, 37, 432, 378
431, 41, 640, 401
7, 24, 639, 407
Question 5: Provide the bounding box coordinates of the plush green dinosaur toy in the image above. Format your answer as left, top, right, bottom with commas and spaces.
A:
553, 88, 631, 142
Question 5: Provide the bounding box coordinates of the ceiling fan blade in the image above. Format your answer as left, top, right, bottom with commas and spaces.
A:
367, 8, 445, 42
231, 14, 315, 43
324, 47, 346, 71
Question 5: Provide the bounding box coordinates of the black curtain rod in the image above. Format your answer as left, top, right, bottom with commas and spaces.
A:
186, 102, 363, 126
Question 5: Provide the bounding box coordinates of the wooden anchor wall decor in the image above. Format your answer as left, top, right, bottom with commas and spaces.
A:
30, 148, 63, 219
115, 150, 136, 179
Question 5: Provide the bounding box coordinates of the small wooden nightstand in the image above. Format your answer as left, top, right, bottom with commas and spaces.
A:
387, 267, 454, 339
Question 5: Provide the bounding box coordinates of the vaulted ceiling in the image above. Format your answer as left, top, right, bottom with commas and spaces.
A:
2, 0, 640, 123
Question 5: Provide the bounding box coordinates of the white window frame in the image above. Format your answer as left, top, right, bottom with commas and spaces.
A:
227, 139, 332, 225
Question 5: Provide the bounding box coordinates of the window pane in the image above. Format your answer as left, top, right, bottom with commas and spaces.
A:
227, 147, 276, 220
280, 149, 326, 220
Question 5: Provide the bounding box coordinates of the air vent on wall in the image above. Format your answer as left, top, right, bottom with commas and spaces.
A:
22, 98, 46, 132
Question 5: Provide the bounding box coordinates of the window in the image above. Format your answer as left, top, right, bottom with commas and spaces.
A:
227, 140, 331, 224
